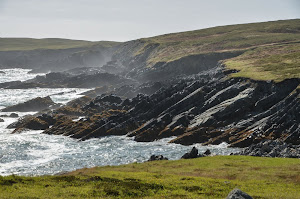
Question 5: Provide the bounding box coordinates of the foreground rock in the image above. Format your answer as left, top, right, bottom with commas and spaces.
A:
236, 140, 300, 158
181, 147, 212, 159
226, 188, 253, 199
148, 155, 168, 161
1, 96, 57, 112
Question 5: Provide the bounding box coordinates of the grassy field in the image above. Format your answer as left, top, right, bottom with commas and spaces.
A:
0, 38, 120, 51
1, 156, 299, 199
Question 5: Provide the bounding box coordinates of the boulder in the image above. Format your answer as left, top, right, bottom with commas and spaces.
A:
1, 96, 56, 112
9, 113, 19, 118
0, 118, 4, 122
181, 147, 199, 159
226, 188, 253, 199
203, 149, 211, 156
148, 155, 168, 161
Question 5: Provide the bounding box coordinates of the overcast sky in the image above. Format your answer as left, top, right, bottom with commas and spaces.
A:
0, 0, 299, 41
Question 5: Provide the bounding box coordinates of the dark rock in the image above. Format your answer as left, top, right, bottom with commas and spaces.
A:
17, 61, 297, 149
181, 147, 199, 159
203, 149, 211, 156
37, 114, 56, 125
10, 116, 49, 132
1, 96, 56, 112
9, 113, 19, 118
226, 188, 253, 199
236, 140, 300, 158
0, 118, 4, 122
148, 155, 168, 161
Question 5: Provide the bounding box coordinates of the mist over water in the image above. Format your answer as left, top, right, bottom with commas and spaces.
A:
0, 68, 45, 83
0, 69, 240, 176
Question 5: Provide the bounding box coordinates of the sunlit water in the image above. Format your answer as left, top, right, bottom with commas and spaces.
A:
0, 68, 241, 176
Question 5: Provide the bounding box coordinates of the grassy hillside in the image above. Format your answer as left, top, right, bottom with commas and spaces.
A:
139, 19, 300, 64
1, 156, 299, 199
224, 42, 300, 82
133, 19, 300, 82
0, 38, 120, 51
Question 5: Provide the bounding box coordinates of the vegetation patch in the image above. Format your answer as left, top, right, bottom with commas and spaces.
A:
224, 43, 300, 82
1, 156, 299, 199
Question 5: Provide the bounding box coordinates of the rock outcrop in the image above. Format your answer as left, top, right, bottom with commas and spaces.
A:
1, 96, 57, 112
236, 140, 300, 158
148, 155, 168, 161
12, 66, 298, 150
0, 71, 136, 89
8, 116, 49, 132
181, 147, 212, 159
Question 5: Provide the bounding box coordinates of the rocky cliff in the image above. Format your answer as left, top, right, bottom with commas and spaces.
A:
4, 19, 300, 150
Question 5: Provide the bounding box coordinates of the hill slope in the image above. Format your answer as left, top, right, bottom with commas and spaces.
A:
104, 19, 300, 82
0, 38, 120, 51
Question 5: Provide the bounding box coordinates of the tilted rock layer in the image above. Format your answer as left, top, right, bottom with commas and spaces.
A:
14, 66, 299, 148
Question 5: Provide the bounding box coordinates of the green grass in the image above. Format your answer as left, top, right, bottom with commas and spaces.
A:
0, 38, 120, 51
1, 156, 299, 199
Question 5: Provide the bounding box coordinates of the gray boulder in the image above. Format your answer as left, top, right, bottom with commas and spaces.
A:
226, 188, 253, 199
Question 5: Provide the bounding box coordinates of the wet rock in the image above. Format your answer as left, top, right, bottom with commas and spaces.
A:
203, 149, 211, 156
1, 96, 56, 112
10, 116, 49, 132
148, 155, 168, 161
27, 64, 299, 149
226, 188, 253, 199
9, 113, 19, 118
181, 147, 199, 159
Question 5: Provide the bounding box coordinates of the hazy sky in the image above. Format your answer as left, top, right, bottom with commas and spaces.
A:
0, 0, 299, 41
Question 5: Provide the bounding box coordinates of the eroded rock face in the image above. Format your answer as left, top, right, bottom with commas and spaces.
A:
7, 65, 299, 151
1, 96, 57, 112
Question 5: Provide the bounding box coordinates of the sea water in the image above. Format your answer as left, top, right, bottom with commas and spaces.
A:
0, 68, 240, 176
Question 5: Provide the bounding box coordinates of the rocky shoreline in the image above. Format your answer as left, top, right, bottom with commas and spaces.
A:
2, 65, 299, 158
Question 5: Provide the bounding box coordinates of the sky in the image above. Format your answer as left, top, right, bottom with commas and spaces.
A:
0, 0, 299, 41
